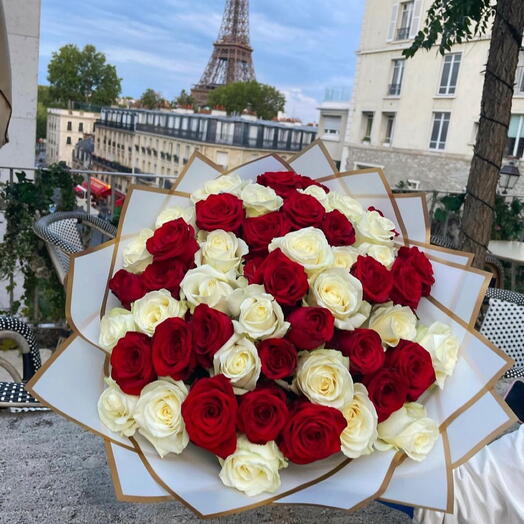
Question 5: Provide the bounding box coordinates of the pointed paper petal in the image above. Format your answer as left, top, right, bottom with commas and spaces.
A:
289, 141, 337, 179
105, 440, 173, 501
26, 335, 132, 449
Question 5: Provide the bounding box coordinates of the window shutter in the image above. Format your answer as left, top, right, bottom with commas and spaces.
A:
387, 3, 399, 42
323, 115, 341, 132
409, 0, 422, 39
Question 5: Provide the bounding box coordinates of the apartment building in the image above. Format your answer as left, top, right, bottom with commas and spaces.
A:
92, 107, 317, 193
46, 108, 99, 165
321, 0, 524, 193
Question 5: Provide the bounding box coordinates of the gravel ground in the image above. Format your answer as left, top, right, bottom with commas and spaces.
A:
0, 410, 410, 524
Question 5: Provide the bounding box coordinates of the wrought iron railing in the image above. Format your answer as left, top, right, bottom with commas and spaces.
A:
396, 27, 410, 40
387, 83, 402, 96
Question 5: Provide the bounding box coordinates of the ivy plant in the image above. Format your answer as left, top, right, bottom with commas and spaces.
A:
0, 163, 82, 321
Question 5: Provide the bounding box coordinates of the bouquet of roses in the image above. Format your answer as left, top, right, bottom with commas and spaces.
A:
28, 144, 515, 517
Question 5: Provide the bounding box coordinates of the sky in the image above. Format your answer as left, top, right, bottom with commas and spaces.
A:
38, 0, 364, 123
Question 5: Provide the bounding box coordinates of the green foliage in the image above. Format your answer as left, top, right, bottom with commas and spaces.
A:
433, 193, 466, 223
139, 88, 165, 110
492, 196, 524, 240
173, 89, 196, 108
47, 44, 121, 105
0, 164, 82, 321
403, 0, 494, 57
208, 81, 286, 120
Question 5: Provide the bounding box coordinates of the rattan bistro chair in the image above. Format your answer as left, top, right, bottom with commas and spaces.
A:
479, 288, 524, 379
0, 316, 43, 409
33, 211, 117, 284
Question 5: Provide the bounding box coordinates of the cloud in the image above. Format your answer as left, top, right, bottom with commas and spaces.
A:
281, 88, 320, 124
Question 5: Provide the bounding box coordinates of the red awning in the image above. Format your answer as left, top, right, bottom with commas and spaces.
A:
81, 177, 111, 197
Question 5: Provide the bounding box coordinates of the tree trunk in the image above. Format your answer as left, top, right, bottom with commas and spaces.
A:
461, 0, 524, 269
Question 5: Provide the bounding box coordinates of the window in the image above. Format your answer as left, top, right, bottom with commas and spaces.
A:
323, 115, 341, 135
67, 121, 72, 131
387, 1, 421, 42
429, 112, 450, 150
397, 1, 413, 40
438, 53, 461, 95
362, 112, 374, 142
388, 59, 405, 96
383, 113, 396, 145
66, 136, 72, 145
506, 115, 524, 157
78, 122, 84, 132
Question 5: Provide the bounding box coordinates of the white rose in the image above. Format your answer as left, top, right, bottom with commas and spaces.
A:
340, 383, 378, 459
416, 322, 460, 388
326, 192, 364, 223
191, 174, 244, 202
122, 229, 153, 273
233, 288, 289, 340
368, 302, 417, 347
155, 206, 194, 229
355, 210, 396, 246
213, 334, 261, 394
180, 264, 239, 313
132, 289, 187, 336
293, 349, 354, 409
195, 230, 248, 273
133, 378, 189, 458
219, 436, 287, 496
98, 307, 136, 352
376, 402, 439, 462
358, 242, 397, 269
240, 183, 283, 217
97, 377, 138, 437
298, 185, 329, 207
308, 268, 370, 329
269, 227, 334, 274
332, 246, 360, 270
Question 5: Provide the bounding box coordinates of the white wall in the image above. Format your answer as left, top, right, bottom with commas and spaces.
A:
0, 0, 40, 174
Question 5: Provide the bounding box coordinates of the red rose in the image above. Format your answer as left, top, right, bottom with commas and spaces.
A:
286, 307, 335, 351
243, 254, 266, 285
195, 193, 245, 232
152, 317, 196, 381
389, 262, 423, 309
141, 259, 187, 298
395, 247, 435, 296
253, 249, 309, 306
321, 210, 356, 246
258, 338, 298, 379
181, 374, 237, 459
242, 211, 292, 253
282, 190, 325, 229
331, 328, 385, 377
146, 218, 198, 265
363, 368, 408, 422
190, 304, 234, 369
110, 332, 156, 395
257, 171, 329, 198
108, 269, 146, 309
278, 402, 346, 464
386, 340, 436, 401
351, 255, 393, 303
237, 387, 289, 444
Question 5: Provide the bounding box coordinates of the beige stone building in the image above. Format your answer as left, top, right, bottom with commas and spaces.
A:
92, 108, 317, 193
320, 0, 524, 194
46, 108, 99, 166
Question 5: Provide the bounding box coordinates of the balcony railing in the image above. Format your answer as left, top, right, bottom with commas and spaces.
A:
387, 83, 402, 96
396, 27, 410, 40
515, 66, 524, 95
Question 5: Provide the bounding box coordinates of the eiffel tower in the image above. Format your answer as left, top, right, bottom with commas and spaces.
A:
191, 0, 256, 106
